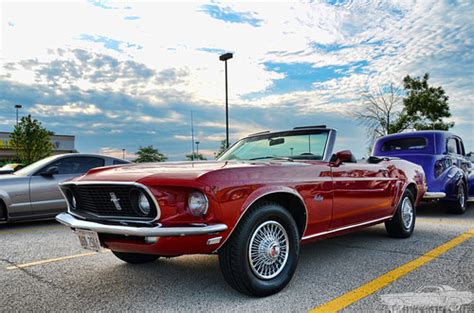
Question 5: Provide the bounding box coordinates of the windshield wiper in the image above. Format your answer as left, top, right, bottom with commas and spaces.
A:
248, 156, 294, 162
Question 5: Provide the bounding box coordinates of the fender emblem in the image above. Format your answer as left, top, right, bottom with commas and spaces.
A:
313, 195, 324, 202
109, 192, 122, 211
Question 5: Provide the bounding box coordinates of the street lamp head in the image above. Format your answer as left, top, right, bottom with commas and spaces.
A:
219, 53, 233, 61
15, 105, 22, 109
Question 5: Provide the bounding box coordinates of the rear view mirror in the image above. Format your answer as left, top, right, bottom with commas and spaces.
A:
331, 150, 355, 166
269, 138, 285, 146
41, 166, 59, 177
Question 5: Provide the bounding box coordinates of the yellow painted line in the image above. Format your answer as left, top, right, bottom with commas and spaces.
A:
310, 228, 474, 313
417, 218, 473, 226
6, 251, 102, 270
0, 225, 64, 235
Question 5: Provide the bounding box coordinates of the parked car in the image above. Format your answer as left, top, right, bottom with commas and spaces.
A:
0, 154, 129, 223
373, 131, 473, 214
56, 126, 425, 296
0, 163, 24, 175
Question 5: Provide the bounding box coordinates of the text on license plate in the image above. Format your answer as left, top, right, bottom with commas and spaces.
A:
75, 229, 102, 252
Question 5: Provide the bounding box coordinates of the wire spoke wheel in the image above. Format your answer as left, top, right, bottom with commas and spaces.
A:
248, 220, 289, 280
401, 197, 414, 230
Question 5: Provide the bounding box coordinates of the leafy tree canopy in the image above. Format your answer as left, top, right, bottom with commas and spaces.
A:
134, 145, 167, 163
186, 152, 207, 161
10, 115, 54, 165
215, 140, 227, 159
400, 73, 454, 131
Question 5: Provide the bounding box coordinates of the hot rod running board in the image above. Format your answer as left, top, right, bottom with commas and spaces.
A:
422, 192, 447, 200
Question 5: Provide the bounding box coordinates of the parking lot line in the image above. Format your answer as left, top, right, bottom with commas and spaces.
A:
309, 228, 474, 313
0, 225, 64, 235
417, 218, 472, 226
6, 252, 99, 270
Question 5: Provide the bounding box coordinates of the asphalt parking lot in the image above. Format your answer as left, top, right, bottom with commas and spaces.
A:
1, 204, 473, 312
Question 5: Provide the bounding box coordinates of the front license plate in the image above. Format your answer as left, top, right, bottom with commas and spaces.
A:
75, 229, 102, 252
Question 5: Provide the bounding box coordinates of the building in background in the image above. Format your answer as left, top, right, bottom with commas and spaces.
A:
0, 131, 76, 162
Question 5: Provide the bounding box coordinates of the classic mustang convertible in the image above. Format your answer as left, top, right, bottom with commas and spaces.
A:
56, 126, 426, 296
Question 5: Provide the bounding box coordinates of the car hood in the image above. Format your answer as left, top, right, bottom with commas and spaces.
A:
74, 160, 308, 183
0, 173, 29, 184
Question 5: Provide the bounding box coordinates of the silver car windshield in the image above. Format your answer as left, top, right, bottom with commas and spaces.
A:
14, 155, 59, 176
218, 131, 329, 161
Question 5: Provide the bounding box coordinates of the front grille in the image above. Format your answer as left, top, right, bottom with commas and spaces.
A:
65, 184, 157, 220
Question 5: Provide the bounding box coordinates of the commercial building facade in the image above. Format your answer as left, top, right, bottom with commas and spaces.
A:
0, 131, 76, 162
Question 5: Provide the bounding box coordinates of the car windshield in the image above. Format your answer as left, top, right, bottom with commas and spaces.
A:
14, 155, 59, 176
218, 131, 329, 161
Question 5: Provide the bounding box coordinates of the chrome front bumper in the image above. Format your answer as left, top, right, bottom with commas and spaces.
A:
422, 192, 447, 200
56, 212, 228, 237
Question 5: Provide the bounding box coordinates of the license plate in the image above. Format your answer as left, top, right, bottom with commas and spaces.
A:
75, 229, 102, 252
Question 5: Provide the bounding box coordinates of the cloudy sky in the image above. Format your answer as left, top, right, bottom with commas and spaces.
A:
1, 0, 473, 160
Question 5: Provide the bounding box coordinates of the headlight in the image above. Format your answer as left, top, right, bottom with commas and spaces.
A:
65, 189, 76, 209
187, 191, 208, 217
71, 195, 77, 209
138, 192, 151, 215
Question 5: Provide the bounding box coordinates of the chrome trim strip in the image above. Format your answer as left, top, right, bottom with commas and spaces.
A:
332, 177, 398, 181
59, 181, 161, 222
214, 189, 309, 252
301, 215, 393, 241
56, 212, 227, 237
423, 192, 447, 199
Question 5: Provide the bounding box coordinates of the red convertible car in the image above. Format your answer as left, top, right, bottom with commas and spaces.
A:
56, 126, 426, 296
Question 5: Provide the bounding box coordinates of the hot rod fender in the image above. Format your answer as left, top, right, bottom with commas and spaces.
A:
440, 167, 467, 202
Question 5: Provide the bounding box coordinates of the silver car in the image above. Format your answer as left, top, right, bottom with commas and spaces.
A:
0, 154, 130, 223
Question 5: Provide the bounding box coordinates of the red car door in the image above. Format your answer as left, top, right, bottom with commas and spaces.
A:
330, 162, 397, 229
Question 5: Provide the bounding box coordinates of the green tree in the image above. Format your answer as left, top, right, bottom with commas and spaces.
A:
215, 140, 227, 159
398, 73, 454, 130
10, 115, 54, 165
134, 145, 167, 163
185, 152, 207, 160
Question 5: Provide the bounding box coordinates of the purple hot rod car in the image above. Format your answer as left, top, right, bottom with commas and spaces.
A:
373, 131, 473, 214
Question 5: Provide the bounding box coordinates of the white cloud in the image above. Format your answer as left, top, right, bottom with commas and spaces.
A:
30, 103, 102, 116
98, 147, 136, 160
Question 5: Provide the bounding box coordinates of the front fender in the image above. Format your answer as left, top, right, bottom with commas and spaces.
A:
0, 189, 12, 208
240, 185, 305, 216
214, 185, 306, 252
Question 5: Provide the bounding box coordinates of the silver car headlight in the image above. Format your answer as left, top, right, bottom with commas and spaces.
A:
187, 191, 208, 217
71, 195, 77, 209
138, 192, 151, 215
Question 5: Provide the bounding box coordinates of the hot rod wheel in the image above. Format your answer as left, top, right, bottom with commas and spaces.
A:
218, 202, 299, 297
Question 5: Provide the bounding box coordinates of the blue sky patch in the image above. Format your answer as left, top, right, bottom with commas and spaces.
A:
243, 61, 369, 98
200, 4, 262, 27
197, 47, 228, 55
88, 0, 116, 10
79, 34, 123, 52
124, 16, 140, 21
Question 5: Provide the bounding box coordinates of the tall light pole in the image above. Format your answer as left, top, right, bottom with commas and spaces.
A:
195, 141, 200, 159
14, 105, 22, 126
219, 52, 233, 148
190, 111, 195, 161
122, 149, 126, 160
